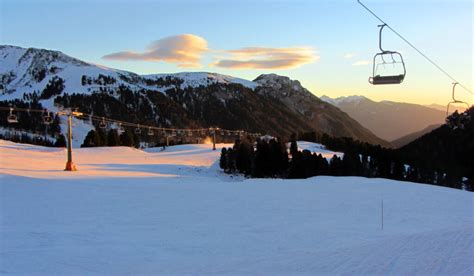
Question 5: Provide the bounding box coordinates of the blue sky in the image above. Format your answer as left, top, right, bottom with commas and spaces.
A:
1, 0, 472, 105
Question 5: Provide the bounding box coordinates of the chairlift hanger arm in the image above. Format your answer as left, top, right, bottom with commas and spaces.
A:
378, 24, 387, 53
451, 82, 459, 101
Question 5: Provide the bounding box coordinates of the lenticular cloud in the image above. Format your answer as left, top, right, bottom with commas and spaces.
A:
212, 47, 318, 70
102, 34, 208, 68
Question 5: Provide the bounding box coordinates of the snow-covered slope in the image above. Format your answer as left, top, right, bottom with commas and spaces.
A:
1, 139, 472, 275
0, 45, 134, 100
293, 141, 343, 159
145, 72, 258, 90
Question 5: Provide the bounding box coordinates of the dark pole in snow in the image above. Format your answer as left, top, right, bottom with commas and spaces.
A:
381, 199, 384, 230
64, 113, 76, 171
212, 128, 216, 151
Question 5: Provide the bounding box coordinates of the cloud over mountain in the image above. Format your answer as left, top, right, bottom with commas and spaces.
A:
102, 34, 208, 68
212, 47, 318, 69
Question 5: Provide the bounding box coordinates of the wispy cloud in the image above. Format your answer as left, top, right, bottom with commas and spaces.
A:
344, 53, 357, 59
352, 60, 371, 66
211, 47, 318, 70
102, 34, 208, 68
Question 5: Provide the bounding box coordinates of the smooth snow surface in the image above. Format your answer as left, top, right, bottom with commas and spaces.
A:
0, 140, 473, 275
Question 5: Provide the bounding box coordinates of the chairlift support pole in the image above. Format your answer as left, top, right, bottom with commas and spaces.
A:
64, 113, 76, 171
62, 110, 83, 171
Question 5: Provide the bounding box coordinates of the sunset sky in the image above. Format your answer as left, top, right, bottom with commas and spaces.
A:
1, 0, 472, 105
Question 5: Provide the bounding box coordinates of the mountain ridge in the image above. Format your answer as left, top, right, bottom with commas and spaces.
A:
321, 95, 447, 141
0, 45, 389, 147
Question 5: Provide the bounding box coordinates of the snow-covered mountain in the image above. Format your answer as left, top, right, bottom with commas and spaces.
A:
0, 45, 389, 147
321, 95, 447, 141
0, 45, 256, 99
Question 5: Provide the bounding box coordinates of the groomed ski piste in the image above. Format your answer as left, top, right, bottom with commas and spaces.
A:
0, 139, 472, 275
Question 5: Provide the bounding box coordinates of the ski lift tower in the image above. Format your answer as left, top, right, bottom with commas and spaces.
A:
58, 110, 83, 171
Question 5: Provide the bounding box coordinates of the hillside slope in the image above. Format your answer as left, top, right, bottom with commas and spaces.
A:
400, 107, 474, 179
391, 123, 441, 148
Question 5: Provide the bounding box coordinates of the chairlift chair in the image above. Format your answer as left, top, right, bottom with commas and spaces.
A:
7, 108, 18, 123
446, 82, 470, 116
135, 125, 142, 134
118, 123, 125, 134
43, 110, 53, 125
99, 117, 107, 129
369, 24, 406, 85
445, 82, 471, 129
147, 127, 154, 136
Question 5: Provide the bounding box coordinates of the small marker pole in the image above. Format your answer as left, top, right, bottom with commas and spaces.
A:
381, 199, 384, 230
212, 128, 216, 151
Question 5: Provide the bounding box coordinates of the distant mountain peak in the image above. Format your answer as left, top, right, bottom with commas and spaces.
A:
254, 74, 304, 91
322, 94, 447, 141
321, 95, 370, 105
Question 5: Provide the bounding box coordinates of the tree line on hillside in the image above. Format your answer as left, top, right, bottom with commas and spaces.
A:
220, 134, 473, 191
0, 132, 66, 147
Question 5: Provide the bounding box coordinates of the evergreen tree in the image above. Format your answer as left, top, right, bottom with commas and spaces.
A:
54, 134, 67, 147
290, 134, 298, 158
391, 161, 405, 181
107, 129, 120, 146
119, 129, 135, 147
342, 150, 362, 176
81, 130, 98, 147
288, 151, 304, 179
234, 139, 253, 175
220, 148, 227, 170
329, 155, 343, 176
